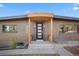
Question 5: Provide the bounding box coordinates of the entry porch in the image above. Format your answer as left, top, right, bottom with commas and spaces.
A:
27, 13, 53, 43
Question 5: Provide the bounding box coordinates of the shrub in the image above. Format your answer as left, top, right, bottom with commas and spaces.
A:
11, 39, 16, 49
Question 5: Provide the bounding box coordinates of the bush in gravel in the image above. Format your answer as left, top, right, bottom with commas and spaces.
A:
12, 39, 16, 49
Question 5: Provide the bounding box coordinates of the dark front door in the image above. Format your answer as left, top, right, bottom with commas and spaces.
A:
36, 23, 43, 40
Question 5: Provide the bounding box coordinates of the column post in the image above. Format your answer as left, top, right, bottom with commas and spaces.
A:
28, 17, 31, 43
50, 17, 53, 42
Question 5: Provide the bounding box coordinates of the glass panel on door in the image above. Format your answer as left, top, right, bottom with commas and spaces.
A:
37, 27, 42, 29
36, 23, 43, 39
38, 33, 42, 35
38, 35, 42, 38
38, 30, 42, 32
37, 24, 42, 26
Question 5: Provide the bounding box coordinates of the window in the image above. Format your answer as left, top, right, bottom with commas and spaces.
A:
77, 25, 79, 33
37, 27, 42, 29
38, 33, 42, 35
59, 25, 77, 33
38, 30, 42, 32
38, 36, 42, 38
37, 24, 42, 26
2, 25, 17, 32
59, 25, 64, 33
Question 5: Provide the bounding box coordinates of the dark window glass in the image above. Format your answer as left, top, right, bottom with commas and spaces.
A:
2, 25, 17, 32
59, 25, 77, 33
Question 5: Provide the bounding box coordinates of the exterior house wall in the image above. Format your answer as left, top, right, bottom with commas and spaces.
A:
53, 20, 79, 41
0, 20, 28, 48
43, 21, 50, 40
0, 17, 79, 48
30, 21, 36, 40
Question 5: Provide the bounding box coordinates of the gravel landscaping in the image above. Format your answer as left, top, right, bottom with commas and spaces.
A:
64, 46, 79, 56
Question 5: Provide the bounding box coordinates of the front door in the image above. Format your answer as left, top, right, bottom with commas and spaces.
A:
36, 23, 43, 40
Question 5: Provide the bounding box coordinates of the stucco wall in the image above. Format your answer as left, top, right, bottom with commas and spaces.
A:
0, 20, 28, 48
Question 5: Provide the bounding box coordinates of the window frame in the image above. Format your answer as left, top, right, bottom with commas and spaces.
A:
59, 24, 78, 33
2, 25, 17, 33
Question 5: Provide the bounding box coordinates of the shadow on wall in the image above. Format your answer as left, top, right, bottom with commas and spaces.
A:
11, 38, 29, 49
0, 38, 29, 50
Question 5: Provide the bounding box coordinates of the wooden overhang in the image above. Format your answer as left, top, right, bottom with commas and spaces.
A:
27, 13, 53, 22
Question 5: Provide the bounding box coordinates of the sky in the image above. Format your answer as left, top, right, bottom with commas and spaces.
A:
0, 3, 79, 17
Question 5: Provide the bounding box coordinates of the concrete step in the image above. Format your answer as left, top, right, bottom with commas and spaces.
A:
0, 41, 59, 55
27, 48, 58, 54
30, 41, 50, 44
29, 45, 53, 48
29, 44, 53, 46
29, 42, 53, 47
30, 41, 51, 44
28, 41, 54, 49
28, 47, 54, 49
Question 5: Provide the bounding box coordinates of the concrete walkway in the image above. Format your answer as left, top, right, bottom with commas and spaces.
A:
0, 41, 77, 56
0, 41, 59, 56
0, 49, 59, 56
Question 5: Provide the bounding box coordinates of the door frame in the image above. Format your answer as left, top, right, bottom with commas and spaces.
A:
36, 22, 43, 39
